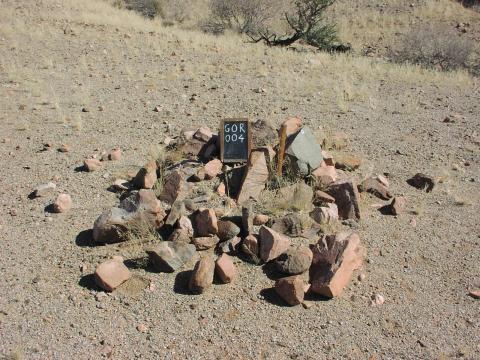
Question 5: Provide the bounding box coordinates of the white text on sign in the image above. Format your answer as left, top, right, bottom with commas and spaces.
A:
224, 123, 246, 143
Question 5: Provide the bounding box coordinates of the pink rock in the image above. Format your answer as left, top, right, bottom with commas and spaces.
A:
108, 148, 122, 161
195, 208, 218, 237
183, 130, 195, 140
177, 215, 193, 236
134, 161, 157, 189
376, 174, 389, 188
94, 258, 131, 291
137, 323, 148, 333
390, 197, 406, 216
359, 177, 392, 200
310, 232, 363, 298
468, 289, 480, 299
253, 214, 269, 226
275, 276, 305, 306
282, 117, 302, 137
309, 203, 338, 224
312, 165, 337, 188
237, 151, 269, 204
327, 179, 361, 220
371, 294, 385, 305
259, 226, 291, 262
322, 151, 335, 166
315, 190, 336, 204
189, 255, 215, 294
204, 159, 222, 180
242, 234, 259, 257
58, 144, 70, 153
159, 170, 186, 205
84, 158, 102, 172
193, 236, 220, 250
53, 193, 72, 213
217, 182, 226, 197
215, 254, 236, 283
193, 127, 213, 142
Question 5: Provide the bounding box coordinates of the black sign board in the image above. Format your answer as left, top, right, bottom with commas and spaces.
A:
219, 119, 252, 163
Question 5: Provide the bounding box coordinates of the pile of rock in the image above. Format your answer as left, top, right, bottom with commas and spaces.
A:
89, 117, 408, 305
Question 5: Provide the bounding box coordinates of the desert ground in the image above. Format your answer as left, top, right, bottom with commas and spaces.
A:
0, 0, 479, 359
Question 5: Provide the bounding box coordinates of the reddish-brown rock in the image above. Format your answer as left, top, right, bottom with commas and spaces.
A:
253, 214, 269, 226
84, 158, 102, 172
159, 170, 186, 204
237, 151, 269, 204
322, 151, 335, 166
53, 193, 72, 213
390, 196, 406, 216
310, 232, 363, 298
282, 117, 302, 137
193, 127, 213, 142
327, 179, 361, 220
335, 153, 362, 171
193, 236, 220, 250
108, 148, 122, 161
215, 254, 236, 283
194, 208, 218, 237
177, 215, 194, 236
134, 161, 157, 189
204, 159, 222, 180
189, 255, 215, 294
309, 203, 339, 224
468, 289, 480, 299
242, 234, 259, 257
315, 190, 336, 204
94, 257, 131, 292
313, 165, 337, 188
275, 276, 305, 306
359, 177, 392, 200
259, 226, 291, 262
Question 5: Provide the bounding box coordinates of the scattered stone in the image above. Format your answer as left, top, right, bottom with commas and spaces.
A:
53, 193, 72, 213
327, 179, 361, 220
309, 203, 339, 224
84, 158, 102, 172
94, 257, 131, 292
310, 232, 363, 298
322, 151, 335, 166
159, 170, 186, 204
193, 236, 220, 250
390, 197, 406, 216
215, 254, 236, 283
468, 290, 480, 299
58, 144, 70, 153
218, 236, 241, 254
204, 159, 222, 180
271, 213, 304, 237
314, 190, 336, 204
33, 182, 56, 197
195, 208, 218, 237
376, 174, 389, 188
302, 301, 314, 309
335, 153, 362, 171
285, 127, 323, 175
242, 234, 259, 260
112, 179, 131, 191
136, 324, 148, 333
193, 127, 213, 142
282, 117, 302, 137
168, 228, 191, 244
216, 182, 226, 197
165, 201, 186, 227
217, 220, 241, 242
237, 151, 269, 204
371, 294, 385, 305
146, 241, 197, 272
242, 203, 254, 235
313, 165, 337, 188
359, 177, 392, 200
408, 173, 435, 192
177, 215, 194, 236
189, 256, 215, 294
108, 148, 122, 161
133, 161, 157, 189
275, 276, 305, 306
253, 214, 269, 226
278, 182, 314, 211
259, 226, 291, 262
275, 246, 313, 275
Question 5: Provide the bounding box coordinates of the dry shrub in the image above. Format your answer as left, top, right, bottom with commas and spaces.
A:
391, 26, 476, 72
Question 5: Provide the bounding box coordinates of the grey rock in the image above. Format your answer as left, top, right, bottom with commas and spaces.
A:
146, 241, 197, 272
218, 236, 241, 254
33, 182, 56, 197
165, 201, 186, 226
217, 220, 241, 241
276, 246, 313, 275
285, 127, 323, 175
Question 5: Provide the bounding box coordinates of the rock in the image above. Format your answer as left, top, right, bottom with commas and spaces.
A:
237, 151, 269, 204
281, 117, 302, 137
241, 234, 259, 262
278, 182, 314, 211
194, 208, 218, 237
468, 290, 480, 299
310, 232, 363, 298
275, 276, 305, 306
193, 127, 213, 142
93, 190, 166, 243
112, 179, 131, 191
376, 174, 389, 188
168, 228, 191, 244
108, 148, 122, 161
177, 215, 194, 236
309, 203, 339, 224
314, 190, 336, 204
218, 236, 241, 254
335, 153, 362, 171
259, 226, 291, 262
390, 197, 406, 216
322, 151, 335, 166
133, 161, 157, 189
147, 241, 197, 272
252, 119, 277, 147
165, 201, 186, 227
181, 138, 209, 157
407, 173, 435, 192
359, 177, 392, 200
217, 220, 241, 241
94, 257, 131, 292
216, 182, 226, 196
327, 179, 361, 220
242, 203, 254, 236
215, 254, 236, 283
58, 144, 70, 153
324, 132, 348, 150
271, 214, 305, 237
371, 294, 385, 305
159, 170, 186, 205
53, 193, 72, 213
189, 256, 215, 294
84, 158, 102, 172
276, 246, 313, 275
204, 159, 222, 180
285, 127, 323, 175
189, 168, 205, 182
193, 236, 220, 250
136, 324, 148, 333
33, 182, 56, 197
253, 214, 269, 226
312, 165, 337, 188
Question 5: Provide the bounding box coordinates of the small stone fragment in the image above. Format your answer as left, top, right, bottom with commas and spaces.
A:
189, 256, 215, 294
216, 182, 226, 196
281, 117, 302, 137
335, 153, 362, 171
468, 290, 480, 299
204, 159, 222, 180
193, 236, 220, 250
390, 197, 406, 216
133, 161, 157, 189
193, 127, 213, 142
322, 151, 335, 166
359, 177, 392, 200
177, 215, 194, 236
314, 190, 336, 204
407, 173, 435, 192
242, 203, 254, 235
218, 236, 241, 254
136, 324, 148, 333
259, 226, 291, 262
58, 144, 70, 153
241, 235, 259, 261
53, 193, 72, 213
165, 201, 186, 227
215, 254, 236, 283
275, 276, 305, 306
84, 158, 102, 172
33, 182, 56, 197
168, 228, 191, 244
146, 241, 197, 272
253, 214, 269, 226
324, 132, 348, 150
108, 148, 122, 161
94, 258, 131, 292
371, 294, 385, 305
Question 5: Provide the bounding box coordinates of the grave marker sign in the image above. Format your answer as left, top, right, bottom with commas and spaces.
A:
220, 119, 251, 163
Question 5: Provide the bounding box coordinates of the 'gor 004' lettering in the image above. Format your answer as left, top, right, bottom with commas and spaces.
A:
224, 123, 246, 143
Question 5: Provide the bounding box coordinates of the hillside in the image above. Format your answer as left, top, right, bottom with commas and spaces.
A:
0, 0, 479, 359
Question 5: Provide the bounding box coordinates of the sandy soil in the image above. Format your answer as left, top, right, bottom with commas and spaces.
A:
0, 0, 479, 359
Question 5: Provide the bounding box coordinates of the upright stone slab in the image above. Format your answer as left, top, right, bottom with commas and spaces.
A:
285, 127, 323, 175
237, 151, 269, 204
326, 179, 361, 221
